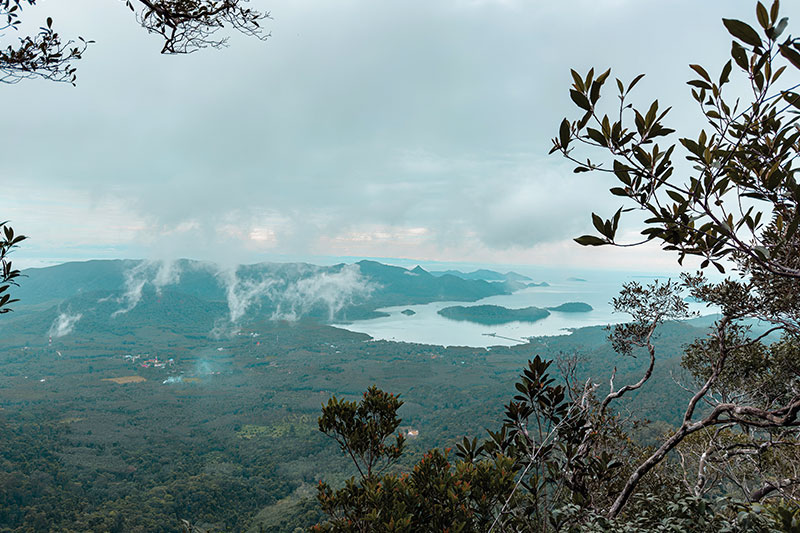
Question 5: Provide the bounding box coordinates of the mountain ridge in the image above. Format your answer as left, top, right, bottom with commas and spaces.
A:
7, 259, 522, 336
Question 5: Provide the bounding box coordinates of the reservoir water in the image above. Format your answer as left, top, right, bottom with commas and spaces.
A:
334, 274, 716, 347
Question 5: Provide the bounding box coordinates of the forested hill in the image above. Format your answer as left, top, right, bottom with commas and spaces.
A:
438, 304, 551, 325
5, 259, 517, 337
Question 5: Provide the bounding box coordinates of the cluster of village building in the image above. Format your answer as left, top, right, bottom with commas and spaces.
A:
121, 353, 175, 369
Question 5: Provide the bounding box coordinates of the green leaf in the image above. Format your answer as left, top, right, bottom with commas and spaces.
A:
570, 90, 591, 111
782, 92, 800, 110
687, 79, 712, 90
666, 190, 685, 203
645, 100, 658, 128
559, 118, 570, 149
731, 41, 749, 70
584, 67, 595, 89
592, 213, 606, 235
574, 235, 607, 246
780, 44, 800, 70
627, 73, 645, 93
570, 69, 585, 92
679, 138, 703, 158
722, 18, 762, 47
689, 64, 711, 81
756, 2, 770, 29
586, 128, 606, 145
590, 80, 603, 104
719, 60, 732, 85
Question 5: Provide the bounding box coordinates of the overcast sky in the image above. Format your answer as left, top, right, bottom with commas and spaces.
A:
3, 0, 795, 271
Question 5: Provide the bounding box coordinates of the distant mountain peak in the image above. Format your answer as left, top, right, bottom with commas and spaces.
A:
502, 271, 533, 282
428, 268, 532, 282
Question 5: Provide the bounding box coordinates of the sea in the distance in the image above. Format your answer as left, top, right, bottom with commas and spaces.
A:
334, 271, 717, 348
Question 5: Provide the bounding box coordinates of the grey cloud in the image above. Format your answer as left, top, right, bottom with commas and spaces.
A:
4, 0, 796, 265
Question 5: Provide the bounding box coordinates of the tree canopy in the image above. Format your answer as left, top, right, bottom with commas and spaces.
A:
0, 0, 270, 84
550, 0, 800, 515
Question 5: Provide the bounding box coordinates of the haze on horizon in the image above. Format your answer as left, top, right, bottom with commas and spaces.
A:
4, 0, 793, 272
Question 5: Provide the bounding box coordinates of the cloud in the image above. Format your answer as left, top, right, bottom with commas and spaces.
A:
215, 263, 374, 330
216, 267, 277, 324
272, 264, 374, 321
153, 260, 181, 292
111, 260, 182, 317
6, 0, 795, 270
49, 312, 82, 338
111, 262, 148, 317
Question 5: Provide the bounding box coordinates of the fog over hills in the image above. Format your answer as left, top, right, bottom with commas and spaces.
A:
5, 259, 521, 340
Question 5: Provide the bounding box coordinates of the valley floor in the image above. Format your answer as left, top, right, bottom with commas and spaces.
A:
0, 318, 703, 532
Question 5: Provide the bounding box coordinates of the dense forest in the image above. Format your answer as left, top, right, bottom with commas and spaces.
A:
0, 291, 706, 531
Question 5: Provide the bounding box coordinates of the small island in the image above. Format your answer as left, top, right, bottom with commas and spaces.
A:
567, 277, 587, 282
400, 309, 416, 316
437, 304, 550, 325
547, 302, 593, 313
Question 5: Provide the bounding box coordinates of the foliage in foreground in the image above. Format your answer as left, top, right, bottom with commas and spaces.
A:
314, 1, 800, 530
1, 0, 270, 84
312, 362, 793, 532
0, 220, 25, 314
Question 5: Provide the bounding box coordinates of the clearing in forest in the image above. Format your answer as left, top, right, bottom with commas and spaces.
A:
102, 376, 146, 384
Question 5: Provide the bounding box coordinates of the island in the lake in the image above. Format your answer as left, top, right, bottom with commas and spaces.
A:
437, 304, 550, 325
401, 309, 416, 316
546, 302, 593, 312
437, 301, 593, 325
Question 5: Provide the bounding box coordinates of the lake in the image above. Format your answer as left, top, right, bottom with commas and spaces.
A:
334, 274, 716, 347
